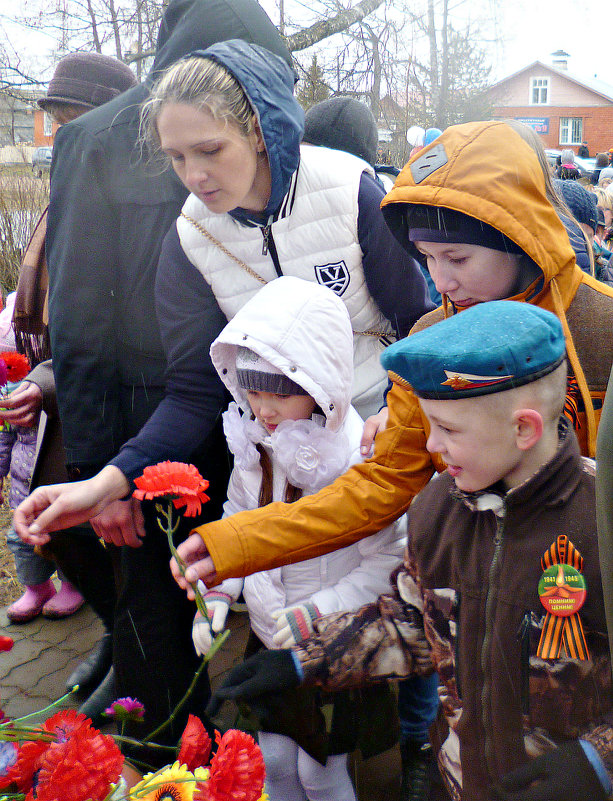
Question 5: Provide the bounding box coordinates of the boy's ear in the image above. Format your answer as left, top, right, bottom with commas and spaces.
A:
513, 408, 543, 451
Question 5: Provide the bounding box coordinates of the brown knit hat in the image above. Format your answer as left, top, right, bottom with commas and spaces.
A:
38, 52, 137, 111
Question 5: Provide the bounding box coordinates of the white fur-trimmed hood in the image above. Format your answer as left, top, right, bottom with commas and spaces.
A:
210, 276, 354, 432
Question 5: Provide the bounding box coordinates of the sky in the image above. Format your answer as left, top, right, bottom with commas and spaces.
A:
497, 0, 609, 85
1, 0, 611, 88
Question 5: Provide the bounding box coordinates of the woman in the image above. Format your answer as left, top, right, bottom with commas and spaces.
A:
13, 42, 430, 546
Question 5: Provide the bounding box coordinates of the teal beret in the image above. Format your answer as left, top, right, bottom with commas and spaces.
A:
381, 301, 566, 399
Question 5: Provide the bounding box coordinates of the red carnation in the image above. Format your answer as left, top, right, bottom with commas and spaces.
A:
0, 352, 30, 383
133, 462, 210, 517
195, 729, 265, 801
178, 714, 212, 772
35, 722, 123, 801
0, 710, 123, 801
0, 636, 14, 652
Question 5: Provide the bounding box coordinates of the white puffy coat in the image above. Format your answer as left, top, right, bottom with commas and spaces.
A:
210, 277, 405, 648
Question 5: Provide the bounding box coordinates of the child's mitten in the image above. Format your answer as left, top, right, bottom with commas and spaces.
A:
192, 591, 232, 656
272, 602, 320, 648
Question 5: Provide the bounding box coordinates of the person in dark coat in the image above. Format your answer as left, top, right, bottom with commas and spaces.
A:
40, 0, 292, 754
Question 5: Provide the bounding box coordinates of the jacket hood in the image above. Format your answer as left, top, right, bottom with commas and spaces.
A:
382, 120, 599, 455
191, 39, 304, 216
382, 120, 583, 310
211, 277, 353, 432
150, 0, 293, 80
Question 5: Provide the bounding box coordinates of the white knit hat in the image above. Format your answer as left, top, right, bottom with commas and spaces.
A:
235, 347, 308, 395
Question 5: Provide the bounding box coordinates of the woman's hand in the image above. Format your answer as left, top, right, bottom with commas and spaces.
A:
13, 465, 131, 546
360, 406, 389, 456
90, 497, 146, 548
0, 382, 43, 428
170, 532, 218, 596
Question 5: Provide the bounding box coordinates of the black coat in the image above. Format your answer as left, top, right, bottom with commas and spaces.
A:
46, 0, 292, 477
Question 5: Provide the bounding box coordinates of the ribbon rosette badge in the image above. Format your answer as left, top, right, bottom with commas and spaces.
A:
537, 534, 589, 660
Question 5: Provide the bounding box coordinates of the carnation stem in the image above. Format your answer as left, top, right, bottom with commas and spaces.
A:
111, 734, 176, 752
157, 502, 209, 621
141, 637, 227, 744
0, 686, 79, 730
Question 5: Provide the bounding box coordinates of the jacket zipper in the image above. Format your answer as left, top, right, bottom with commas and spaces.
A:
517, 611, 531, 717
261, 223, 283, 277
480, 509, 506, 780
454, 592, 462, 700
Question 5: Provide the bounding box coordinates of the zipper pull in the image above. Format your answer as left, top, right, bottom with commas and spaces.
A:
261, 224, 270, 256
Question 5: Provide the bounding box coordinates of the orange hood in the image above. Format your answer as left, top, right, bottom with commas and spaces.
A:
381, 120, 596, 452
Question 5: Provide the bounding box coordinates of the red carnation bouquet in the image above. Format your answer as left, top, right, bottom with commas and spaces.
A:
0, 705, 267, 801
0, 463, 265, 800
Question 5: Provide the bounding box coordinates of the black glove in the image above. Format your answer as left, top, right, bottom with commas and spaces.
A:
206, 649, 301, 718
491, 741, 609, 801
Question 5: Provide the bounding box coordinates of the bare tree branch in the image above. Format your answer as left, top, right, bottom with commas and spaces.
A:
285, 0, 384, 51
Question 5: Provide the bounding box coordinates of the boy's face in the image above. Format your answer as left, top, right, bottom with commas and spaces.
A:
246, 390, 316, 434
420, 395, 523, 492
414, 241, 522, 308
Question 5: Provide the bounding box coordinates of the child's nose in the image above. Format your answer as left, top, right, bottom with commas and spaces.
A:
430, 264, 457, 294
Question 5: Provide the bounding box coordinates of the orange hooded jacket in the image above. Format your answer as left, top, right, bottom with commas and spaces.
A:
194, 120, 613, 583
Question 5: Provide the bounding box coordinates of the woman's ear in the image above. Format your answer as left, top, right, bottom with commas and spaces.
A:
253, 118, 266, 153
513, 408, 543, 451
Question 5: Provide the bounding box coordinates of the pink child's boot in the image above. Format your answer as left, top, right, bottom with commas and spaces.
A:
42, 581, 85, 619
7, 580, 56, 623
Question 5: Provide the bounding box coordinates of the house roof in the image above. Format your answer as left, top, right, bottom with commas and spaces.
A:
490, 60, 613, 104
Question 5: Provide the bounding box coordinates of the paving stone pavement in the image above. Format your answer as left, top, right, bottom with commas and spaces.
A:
0, 600, 402, 800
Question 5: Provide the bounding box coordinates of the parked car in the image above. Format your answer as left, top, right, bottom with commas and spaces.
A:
545, 149, 596, 178
31, 146, 52, 178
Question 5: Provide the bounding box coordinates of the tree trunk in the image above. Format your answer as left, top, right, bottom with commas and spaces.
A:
436, 0, 449, 128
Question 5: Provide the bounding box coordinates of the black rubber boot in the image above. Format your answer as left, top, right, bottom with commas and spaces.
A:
66, 630, 113, 694
78, 667, 116, 727
400, 739, 434, 801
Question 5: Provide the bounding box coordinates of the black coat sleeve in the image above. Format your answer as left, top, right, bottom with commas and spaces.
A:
357, 172, 434, 338
109, 225, 228, 482
46, 122, 124, 474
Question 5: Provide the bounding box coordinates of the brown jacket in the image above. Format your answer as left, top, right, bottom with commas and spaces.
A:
292, 422, 612, 800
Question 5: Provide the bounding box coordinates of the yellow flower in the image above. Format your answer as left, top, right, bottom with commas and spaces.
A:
258, 790, 270, 801
129, 761, 207, 801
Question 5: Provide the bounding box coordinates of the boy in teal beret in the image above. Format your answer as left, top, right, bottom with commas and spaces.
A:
208, 301, 613, 801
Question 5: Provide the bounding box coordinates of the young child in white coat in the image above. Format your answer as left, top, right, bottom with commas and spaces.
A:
193, 276, 405, 801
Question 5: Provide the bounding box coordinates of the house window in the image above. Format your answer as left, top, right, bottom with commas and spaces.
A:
530, 77, 549, 105
559, 117, 583, 145
43, 112, 53, 137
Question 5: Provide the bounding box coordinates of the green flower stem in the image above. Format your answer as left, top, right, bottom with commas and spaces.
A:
111, 735, 176, 753
0, 687, 79, 738
142, 632, 227, 744
156, 501, 209, 621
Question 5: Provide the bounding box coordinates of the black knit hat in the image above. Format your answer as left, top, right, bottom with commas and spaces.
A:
38, 52, 137, 111
303, 97, 378, 167
387, 204, 525, 257
554, 179, 598, 233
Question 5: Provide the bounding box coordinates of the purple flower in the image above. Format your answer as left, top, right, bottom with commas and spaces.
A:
104, 697, 145, 723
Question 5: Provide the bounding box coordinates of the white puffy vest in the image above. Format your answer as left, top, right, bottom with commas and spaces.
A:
177, 145, 395, 418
